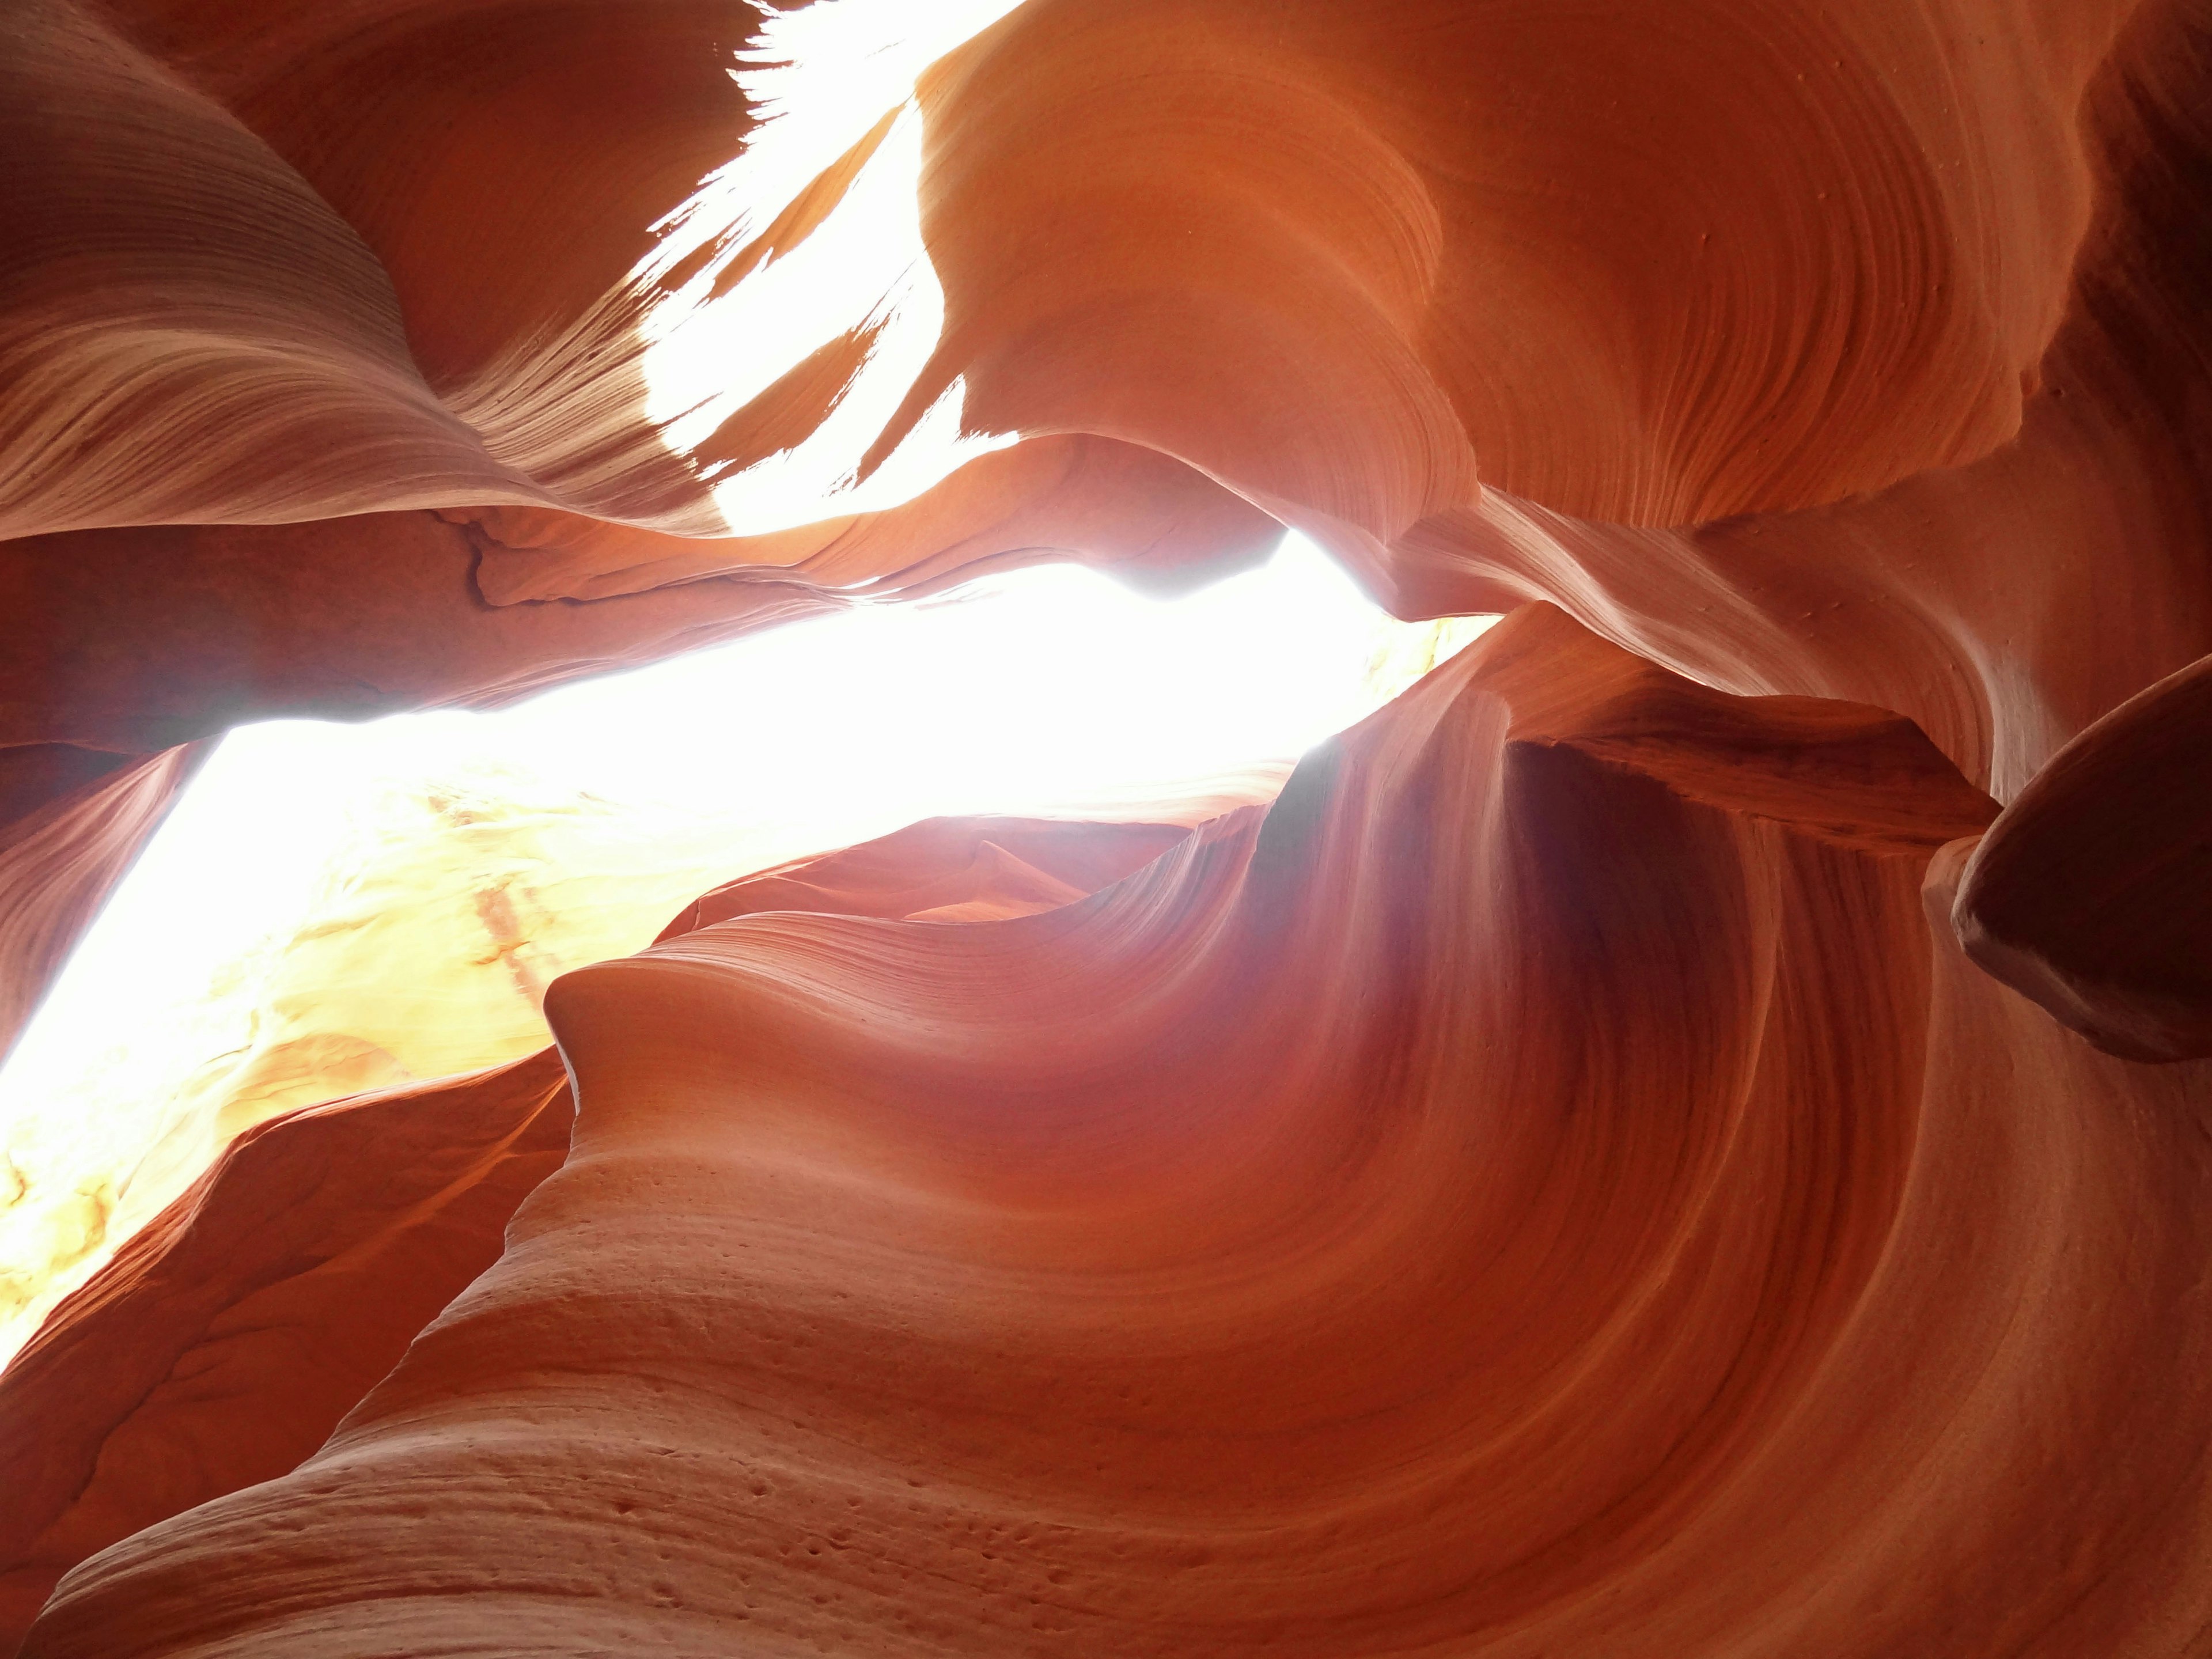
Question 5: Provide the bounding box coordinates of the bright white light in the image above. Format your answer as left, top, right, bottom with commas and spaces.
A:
640, 0, 1031, 534
0, 537, 1490, 1363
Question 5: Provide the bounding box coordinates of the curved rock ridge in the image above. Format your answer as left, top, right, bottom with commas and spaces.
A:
0, 0, 1275, 1006
0, 762, 791, 1369
913, 0, 2123, 535
0, 0, 1267, 551
910, 0, 2212, 796
0, 805, 1209, 1656
0, 1051, 574, 1658
3, 3, 2212, 1649
1953, 649, 2212, 1062
2, 0, 858, 537
51, 609, 2212, 1659
7, 0, 2212, 1052
0, 0, 527, 541
655, 815, 1203, 937
1375, 0, 2212, 800
455, 435, 1283, 608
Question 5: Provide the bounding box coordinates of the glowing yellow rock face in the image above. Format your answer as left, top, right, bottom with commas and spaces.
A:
0, 768, 770, 1362
195, 776, 756, 1137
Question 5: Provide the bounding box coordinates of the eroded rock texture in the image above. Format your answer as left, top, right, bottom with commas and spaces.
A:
910, 0, 2212, 792
0, 1053, 572, 1650
5, 0, 2212, 1652
37, 609, 2212, 1658
0, 745, 203, 1058
0, 809, 1202, 1656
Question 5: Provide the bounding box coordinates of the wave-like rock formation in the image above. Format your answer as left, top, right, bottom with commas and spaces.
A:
0, 766, 787, 1359
32, 608, 2212, 1657
5, 0, 2212, 1651
0, 810, 1200, 1655
907, 0, 2212, 794
0, 1054, 571, 1650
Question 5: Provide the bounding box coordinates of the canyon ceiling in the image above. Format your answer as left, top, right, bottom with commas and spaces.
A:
2, 0, 2211, 1653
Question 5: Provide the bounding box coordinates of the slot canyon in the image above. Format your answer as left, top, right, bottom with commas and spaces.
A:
2, 0, 2211, 1652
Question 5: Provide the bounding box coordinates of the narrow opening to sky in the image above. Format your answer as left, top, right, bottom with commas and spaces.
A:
0, 536, 1490, 1361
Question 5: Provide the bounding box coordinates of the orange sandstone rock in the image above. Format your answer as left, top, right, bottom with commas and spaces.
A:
65, 612, 2212, 1659
656, 814, 1199, 938
0, 1052, 573, 1658
0, 806, 1200, 1655
2, 3, 2211, 1652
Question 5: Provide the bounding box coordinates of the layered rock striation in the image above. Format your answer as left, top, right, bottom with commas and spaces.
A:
31, 611, 2212, 1657
0, 809, 1203, 1656
5, 0, 2212, 1652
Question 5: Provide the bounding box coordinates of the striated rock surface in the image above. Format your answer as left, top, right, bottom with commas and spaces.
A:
906, 0, 2212, 794
0, 0, 1278, 1033
7, 0, 2212, 1022
65, 610, 2212, 1658
0, 1051, 573, 1656
915, 0, 2114, 532
1377, 0, 2212, 797
657, 814, 1199, 936
0, 806, 1207, 1656
4, 0, 2212, 1650
6, 0, 2205, 1037
9, 0, 2204, 794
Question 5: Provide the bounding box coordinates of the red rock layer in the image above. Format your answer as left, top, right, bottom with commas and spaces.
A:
1382, 0, 2212, 797
914, 0, 2119, 533
1953, 649, 2212, 1061
0, 0, 1285, 1037
907, 0, 2212, 794
0, 808, 1194, 1657
0, 1051, 572, 1656
0, 441, 1274, 1035
456, 435, 1282, 607
41, 610, 2209, 1659
4, 3, 2212, 1650
657, 815, 1199, 937
9, 0, 2212, 1049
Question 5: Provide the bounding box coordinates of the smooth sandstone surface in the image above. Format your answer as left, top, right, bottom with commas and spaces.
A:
914, 0, 2212, 796
55, 609, 2205, 1659
1954, 649, 2212, 1060
0, 1053, 573, 1654
4, 0, 2212, 1652
2, 0, 2207, 1050
0, 808, 1210, 1657
2, 0, 2209, 1017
